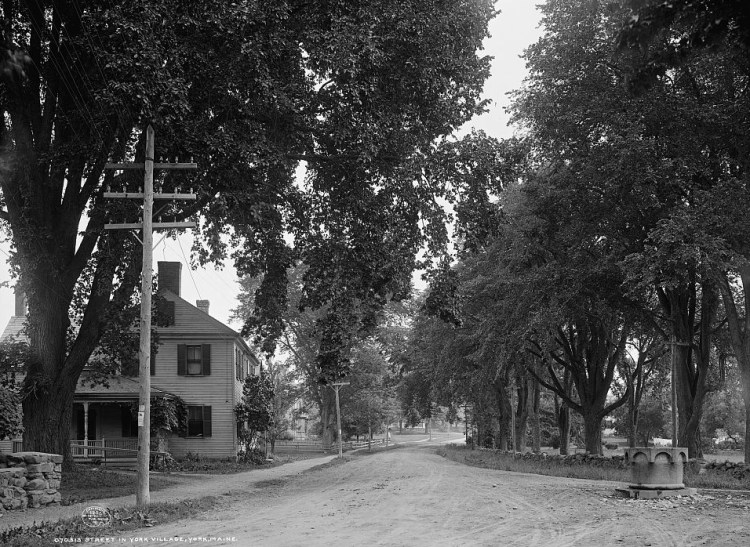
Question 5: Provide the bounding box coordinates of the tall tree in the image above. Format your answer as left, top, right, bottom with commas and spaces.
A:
0, 0, 494, 464
509, 0, 746, 457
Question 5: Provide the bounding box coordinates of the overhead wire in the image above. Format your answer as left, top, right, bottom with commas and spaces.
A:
177, 235, 201, 299
26, 11, 105, 146
69, 0, 139, 132
24, 14, 99, 148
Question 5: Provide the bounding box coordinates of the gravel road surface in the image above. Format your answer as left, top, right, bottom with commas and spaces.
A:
80, 442, 750, 547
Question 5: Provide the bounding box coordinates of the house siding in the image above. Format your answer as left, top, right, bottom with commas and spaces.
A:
153, 335, 237, 458
0, 272, 259, 462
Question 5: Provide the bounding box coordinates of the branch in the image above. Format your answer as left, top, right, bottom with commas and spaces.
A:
601, 382, 630, 417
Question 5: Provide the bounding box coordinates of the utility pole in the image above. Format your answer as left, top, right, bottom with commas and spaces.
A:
332, 382, 349, 458
104, 125, 196, 508
510, 379, 516, 457
667, 337, 692, 448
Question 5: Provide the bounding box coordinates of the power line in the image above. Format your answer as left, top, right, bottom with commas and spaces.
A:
177, 235, 201, 299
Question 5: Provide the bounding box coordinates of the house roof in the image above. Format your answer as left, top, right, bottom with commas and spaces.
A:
0, 316, 26, 343
0, 288, 260, 365
160, 289, 258, 363
74, 373, 175, 402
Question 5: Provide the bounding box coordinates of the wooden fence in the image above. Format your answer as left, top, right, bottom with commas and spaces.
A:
272, 438, 385, 453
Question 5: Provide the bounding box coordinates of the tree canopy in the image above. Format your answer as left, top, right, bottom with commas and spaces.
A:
0, 0, 495, 463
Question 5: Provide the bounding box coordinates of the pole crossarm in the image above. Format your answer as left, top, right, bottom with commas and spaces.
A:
104, 192, 197, 200
105, 162, 198, 170
104, 221, 197, 230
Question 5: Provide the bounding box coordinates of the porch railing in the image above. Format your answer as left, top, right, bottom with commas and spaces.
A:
70, 439, 138, 459
70, 439, 168, 467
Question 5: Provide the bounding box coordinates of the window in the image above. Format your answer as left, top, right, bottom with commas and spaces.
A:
177, 344, 211, 376
187, 405, 212, 437
187, 346, 202, 375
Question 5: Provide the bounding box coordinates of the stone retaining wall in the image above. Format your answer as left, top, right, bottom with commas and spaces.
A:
477, 448, 715, 474
483, 449, 629, 469
702, 460, 750, 480
0, 452, 62, 511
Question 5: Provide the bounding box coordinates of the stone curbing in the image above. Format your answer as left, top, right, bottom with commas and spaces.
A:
0, 452, 63, 511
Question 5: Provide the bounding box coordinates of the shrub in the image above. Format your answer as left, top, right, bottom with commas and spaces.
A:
715, 439, 744, 450
0, 387, 23, 440
151, 453, 179, 472
276, 430, 295, 441
239, 448, 267, 465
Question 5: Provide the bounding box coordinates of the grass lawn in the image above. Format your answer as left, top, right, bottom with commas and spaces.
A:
61, 453, 322, 504
437, 445, 750, 491
60, 466, 185, 505
0, 496, 220, 547
5, 453, 328, 545
167, 451, 321, 474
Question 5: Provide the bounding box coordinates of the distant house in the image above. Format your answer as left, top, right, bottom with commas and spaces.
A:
0, 261, 260, 460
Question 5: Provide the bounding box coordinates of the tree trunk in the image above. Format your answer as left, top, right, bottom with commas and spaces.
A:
494, 377, 511, 451
718, 266, 750, 464
320, 390, 336, 449
627, 387, 637, 448
531, 380, 541, 453
556, 397, 571, 455
22, 383, 76, 469
664, 279, 716, 459
583, 412, 603, 455
515, 378, 530, 452
22, 281, 79, 470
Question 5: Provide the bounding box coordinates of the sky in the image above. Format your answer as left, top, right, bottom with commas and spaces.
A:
0, 2, 544, 335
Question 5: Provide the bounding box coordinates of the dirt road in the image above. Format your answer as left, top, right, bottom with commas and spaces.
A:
93, 444, 749, 547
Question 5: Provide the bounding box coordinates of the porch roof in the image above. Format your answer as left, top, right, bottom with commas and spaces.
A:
74, 374, 175, 402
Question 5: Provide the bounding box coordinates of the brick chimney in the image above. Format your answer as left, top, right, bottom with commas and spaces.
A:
157, 262, 182, 296
14, 288, 27, 316
196, 300, 210, 315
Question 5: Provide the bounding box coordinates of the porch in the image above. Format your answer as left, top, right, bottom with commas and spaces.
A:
71, 374, 176, 466
70, 438, 138, 465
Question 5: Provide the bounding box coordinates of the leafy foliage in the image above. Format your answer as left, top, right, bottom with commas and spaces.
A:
235, 375, 275, 447
123, 396, 187, 439
0, 386, 22, 440
0, 0, 495, 459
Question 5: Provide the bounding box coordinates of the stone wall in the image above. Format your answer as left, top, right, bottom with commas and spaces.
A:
0, 452, 62, 511
482, 448, 629, 469
702, 459, 750, 480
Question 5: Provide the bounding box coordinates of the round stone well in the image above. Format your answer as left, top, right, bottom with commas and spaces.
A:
617, 447, 696, 499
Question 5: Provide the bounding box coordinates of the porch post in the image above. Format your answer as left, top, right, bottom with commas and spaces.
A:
83, 402, 89, 458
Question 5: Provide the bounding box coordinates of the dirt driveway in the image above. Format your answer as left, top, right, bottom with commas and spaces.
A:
88, 443, 748, 547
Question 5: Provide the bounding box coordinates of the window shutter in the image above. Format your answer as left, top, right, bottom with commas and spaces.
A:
203, 406, 212, 437
177, 344, 187, 376
150, 348, 156, 376
202, 344, 211, 375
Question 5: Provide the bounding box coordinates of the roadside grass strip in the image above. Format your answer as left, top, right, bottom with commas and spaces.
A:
437, 445, 750, 491
0, 496, 219, 547
61, 468, 183, 505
